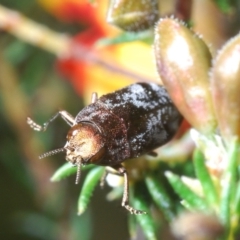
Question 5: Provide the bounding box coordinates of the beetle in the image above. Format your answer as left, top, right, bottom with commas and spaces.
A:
27, 82, 183, 214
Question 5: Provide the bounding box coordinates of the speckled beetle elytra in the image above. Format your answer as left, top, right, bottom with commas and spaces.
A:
27, 82, 183, 214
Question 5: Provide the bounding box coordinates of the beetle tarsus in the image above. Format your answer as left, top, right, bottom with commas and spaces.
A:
27, 110, 75, 132
114, 164, 147, 215
27, 117, 43, 131
122, 201, 147, 215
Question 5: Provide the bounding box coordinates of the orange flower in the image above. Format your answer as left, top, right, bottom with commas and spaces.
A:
38, 0, 157, 102
38, 0, 108, 30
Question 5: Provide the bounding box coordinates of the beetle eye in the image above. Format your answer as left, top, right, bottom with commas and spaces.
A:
65, 145, 74, 152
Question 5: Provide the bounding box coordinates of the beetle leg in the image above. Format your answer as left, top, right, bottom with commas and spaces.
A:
100, 170, 108, 188
113, 164, 147, 215
91, 92, 98, 103
100, 167, 122, 188
27, 110, 75, 132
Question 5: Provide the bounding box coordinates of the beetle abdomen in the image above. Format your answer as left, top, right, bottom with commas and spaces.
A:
75, 83, 182, 165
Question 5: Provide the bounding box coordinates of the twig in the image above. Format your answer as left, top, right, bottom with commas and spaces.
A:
0, 5, 70, 56
71, 43, 158, 83
0, 4, 158, 84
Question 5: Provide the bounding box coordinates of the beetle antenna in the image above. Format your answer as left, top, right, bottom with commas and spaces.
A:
39, 148, 65, 159
75, 160, 82, 185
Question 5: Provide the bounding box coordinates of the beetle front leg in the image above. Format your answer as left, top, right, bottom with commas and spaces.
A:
100, 170, 108, 188
100, 167, 122, 188
91, 92, 98, 103
113, 164, 147, 215
27, 110, 75, 132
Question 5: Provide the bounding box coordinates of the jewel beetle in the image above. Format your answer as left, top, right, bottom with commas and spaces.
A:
27, 82, 183, 214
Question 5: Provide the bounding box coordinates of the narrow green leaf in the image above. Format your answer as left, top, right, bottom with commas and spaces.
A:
220, 139, 239, 227
128, 213, 137, 240
96, 30, 153, 46
234, 166, 240, 213
193, 149, 219, 207
50, 162, 77, 182
4, 40, 30, 64
78, 167, 104, 215
213, 0, 233, 13
145, 175, 175, 221
234, 181, 240, 216
181, 200, 193, 210
50, 163, 93, 182
165, 171, 208, 210
133, 193, 157, 240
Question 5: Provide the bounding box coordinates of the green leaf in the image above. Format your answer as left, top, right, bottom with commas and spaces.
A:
165, 171, 208, 210
50, 163, 93, 182
213, 0, 233, 13
96, 30, 153, 46
145, 175, 175, 221
132, 192, 158, 240
234, 166, 240, 213
50, 162, 77, 182
78, 167, 104, 215
4, 40, 31, 65
220, 139, 239, 228
193, 149, 219, 207
128, 213, 137, 240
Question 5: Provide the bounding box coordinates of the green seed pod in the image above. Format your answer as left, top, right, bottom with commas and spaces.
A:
154, 18, 217, 135
107, 0, 159, 32
211, 34, 240, 143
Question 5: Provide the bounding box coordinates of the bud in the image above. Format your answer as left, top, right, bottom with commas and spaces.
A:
107, 0, 159, 32
171, 212, 224, 240
211, 34, 240, 143
154, 18, 217, 135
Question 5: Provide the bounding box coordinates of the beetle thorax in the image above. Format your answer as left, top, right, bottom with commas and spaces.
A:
64, 123, 105, 165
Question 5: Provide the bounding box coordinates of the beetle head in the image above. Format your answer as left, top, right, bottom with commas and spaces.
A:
39, 122, 105, 184
65, 123, 105, 164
